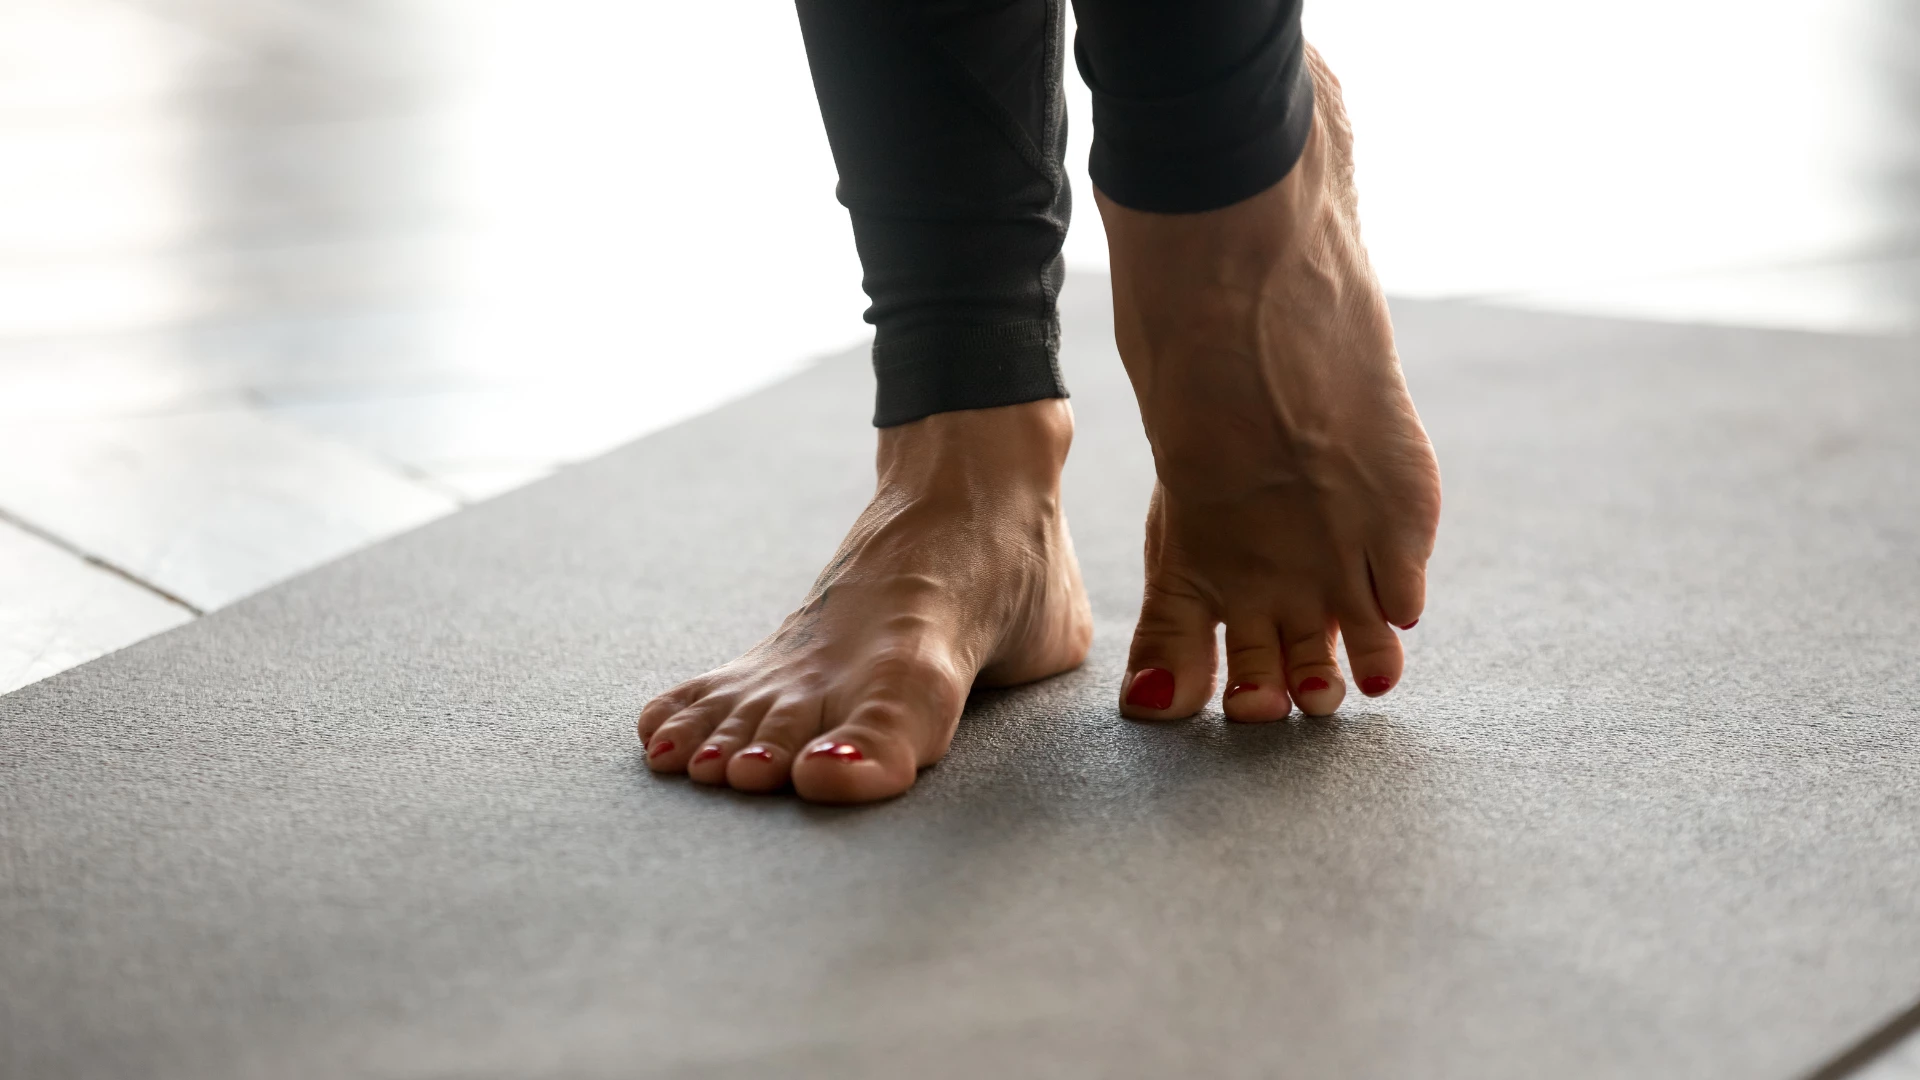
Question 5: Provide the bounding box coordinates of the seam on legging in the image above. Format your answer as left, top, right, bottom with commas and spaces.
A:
909, 7, 1061, 188
1033, 0, 1068, 328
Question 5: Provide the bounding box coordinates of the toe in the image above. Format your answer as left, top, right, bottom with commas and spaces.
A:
792, 651, 963, 804
646, 702, 730, 772
792, 703, 923, 804
637, 682, 699, 744
1340, 605, 1405, 699
725, 696, 822, 794
1279, 610, 1344, 716
1221, 615, 1292, 722
1368, 547, 1426, 632
1122, 576, 1218, 719
685, 697, 774, 786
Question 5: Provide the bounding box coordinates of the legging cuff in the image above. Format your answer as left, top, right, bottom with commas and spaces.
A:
871, 319, 1068, 427
1078, 8, 1314, 214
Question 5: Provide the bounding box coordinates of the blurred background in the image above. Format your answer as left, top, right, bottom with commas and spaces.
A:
5, 0, 1920, 696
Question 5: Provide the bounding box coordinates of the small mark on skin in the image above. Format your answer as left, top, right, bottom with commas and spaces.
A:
692, 745, 723, 763
737, 746, 774, 762
1225, 682, 1259, 700
648, 739, 675, 758
1360, 675, 1393, 696
1297, 676, 1330, 693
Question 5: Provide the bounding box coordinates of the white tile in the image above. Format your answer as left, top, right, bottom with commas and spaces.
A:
0, 408, 457, 611
259, 362, 809, 477
0, 516, 191, 696
0, 231, 457, 340
0, 308, 492, 422
260, 384, 641, 473
0, 331, 266, 421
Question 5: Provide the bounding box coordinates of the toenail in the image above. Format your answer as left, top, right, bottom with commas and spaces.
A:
1361, 675, 1393, 696
1225, 682, 1259, 700
1125, 668, 1176, 710
736, 746, 774, 762
1398, 619, 1419, 630
1297, 676, 1330, 694
806, 742, 864, 762
692, 745, 723, 764
648, 739, 675, 758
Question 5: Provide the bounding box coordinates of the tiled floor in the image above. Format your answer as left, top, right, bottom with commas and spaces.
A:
0, 514, 190, 690
3, 0, 1917, 1071
0, 0, 870, 691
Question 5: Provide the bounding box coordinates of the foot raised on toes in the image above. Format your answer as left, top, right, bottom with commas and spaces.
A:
1098, 45, 1443, 722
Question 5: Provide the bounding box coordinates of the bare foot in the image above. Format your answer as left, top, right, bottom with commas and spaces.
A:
1096, 45, 1442, 722
637, 398, 1092, 804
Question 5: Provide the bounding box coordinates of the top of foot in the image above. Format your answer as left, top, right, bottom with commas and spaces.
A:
637, 398, 1092, 804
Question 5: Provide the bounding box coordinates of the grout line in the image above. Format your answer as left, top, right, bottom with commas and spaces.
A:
1802, 997, 1920, 1080
0, 507, 204, 617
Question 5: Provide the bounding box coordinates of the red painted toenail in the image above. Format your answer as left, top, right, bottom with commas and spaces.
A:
1297, 676, 1330, 694
1125, 668, 1176, 710
1225, 682, 1259, 700
1399, 619, 1419, 630
647, 739, 675, 758
807, 742, 864, 762
1361, 675, 1394, 696
737, 746, 774, 762
691, 745, 723, 764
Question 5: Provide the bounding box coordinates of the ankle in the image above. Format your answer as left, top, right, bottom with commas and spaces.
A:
875, 398, 1073, 495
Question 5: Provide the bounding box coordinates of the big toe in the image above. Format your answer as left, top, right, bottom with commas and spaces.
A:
790, 653, 961, 804
791, 707, 923, 804
1122, 576, 1218, 719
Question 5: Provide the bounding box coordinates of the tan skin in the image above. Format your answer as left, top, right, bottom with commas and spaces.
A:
637, 46, 1441, 804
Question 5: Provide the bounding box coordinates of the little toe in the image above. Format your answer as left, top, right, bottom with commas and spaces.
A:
646, 702, 730, 772
1341, 607, 1405, 699
725, 697, 822, 794
792, 704, 922, 805
1222, 615, 1293, 722
1122, 577, 1218, 719
1280, 612, 1345, 716
637, 683, 699, 744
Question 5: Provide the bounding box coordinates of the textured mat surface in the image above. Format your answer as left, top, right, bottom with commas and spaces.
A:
4, 277, 1919, 1080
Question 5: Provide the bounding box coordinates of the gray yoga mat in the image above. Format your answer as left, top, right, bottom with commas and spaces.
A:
4, 277, 1918, 1080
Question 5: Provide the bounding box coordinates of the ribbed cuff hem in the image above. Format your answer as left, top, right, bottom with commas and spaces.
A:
871, 320, 1069, 427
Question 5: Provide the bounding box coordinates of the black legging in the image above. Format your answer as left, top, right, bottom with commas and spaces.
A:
795, 0, 1312, 426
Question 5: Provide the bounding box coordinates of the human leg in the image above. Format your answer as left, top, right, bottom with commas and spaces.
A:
1072, 1, 1442, 720
638, 0, 1092, 802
